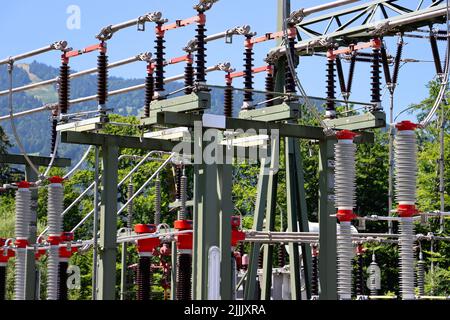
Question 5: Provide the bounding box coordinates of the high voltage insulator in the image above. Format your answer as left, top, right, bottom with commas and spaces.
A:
154, 176, 161, 225
127, 182, 134, 229
58, 62, 70, 115
346, 54, 356, 96
335, 56, 346, 96
243, 36, 254, 108
144, 64, 154, 118
395, 121, 418, 300
430, 34, 443, 75
277, 243, 286, 268
179, 168, 187, 221
195, 13, 207, 85
50, 117, 58, 156
368, 254, 379, 296
258, 250, 263, 269
417, 251, 425, 296
392, 38, 404, 87
285, 37, 297, 95
370, 45, 382, 110
176, 253, 192, 300
136, 256, 152, 300
175, 166, 182, 201
154, 25, 166, 97
380, 44, 392, 87
325, 56, 336, 119
58, 261, 69, 300
14, 182, 31, 301
311, 245, 319, 297
134, 224, 159, 301
97, 48, 108, 110
47, 177, 64, 300
184, 54, 194, 95
224, 76, 233, 117
335, 130, 357, 300
265, 65, 275, 107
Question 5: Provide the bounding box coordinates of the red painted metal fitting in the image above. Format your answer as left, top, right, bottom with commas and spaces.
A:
35, 248, 47, 260
174, 220, 193, 231
17, 181, 31, 189
197, 13, 206, 25
59, 246, 78, 259
336, 209, 357, 222
231, 230, 245, 247
134, 224, 160, 254
397, 204, 418, 218
155, 25, 165, 37
48, 176, 64, 184
395, 120, 418, 131
14, 238, 28, 248
174, 220, 193, 250
336, 130, 358, 141
176, 233, 193, 250
326, 48, 336, 60
0, 238, 15, 263
371, 38, 382, 48
312, 245, 319, 257
47, 235, 61, 246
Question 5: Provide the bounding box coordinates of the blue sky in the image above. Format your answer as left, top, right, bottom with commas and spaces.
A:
0, 0, 446, 121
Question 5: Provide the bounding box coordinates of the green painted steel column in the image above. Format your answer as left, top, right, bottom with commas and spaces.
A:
218, 163, 233, 299
192, 124, 220, 300
286, 137, 312, 299
285, 137, 303, 300
318, 138, 337, 300
97, 144, 119, 300
24, 165, 38, 300
243, 151, 271, 300
261, 139, 279, 300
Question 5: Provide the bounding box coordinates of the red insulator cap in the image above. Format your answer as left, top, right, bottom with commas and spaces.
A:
134, 224, 157, 234
60, 232, 74, 242
14, 239, 28, 248
395, 120, 418, 131
59, 246, 78, 259
231, 230, 245, 247
0, 238, 5, 246
176, 233, 193, 250
397, 204, 418, 218
47, 235, 61, 245
174, 220, 193, 231
336, 130, 358, 141
17, 181, 31, 189
48, 176, 64, 184
356, 244, 365, 255
336, 209, 357, 222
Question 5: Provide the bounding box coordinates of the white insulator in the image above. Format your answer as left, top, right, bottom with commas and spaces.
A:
14, 248, 26, 300
417, 258, 425, 296
394, 130, 417, 205
337, 221, 353, 300
47, 183, 63, 236
399, 217, 415, 300
15, 188, 31, 240
334, 140, 356, 210
46, 246, 59, 300
179, 173, 187, 221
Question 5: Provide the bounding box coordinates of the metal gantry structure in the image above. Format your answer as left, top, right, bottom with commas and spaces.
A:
0, 0, 449, 301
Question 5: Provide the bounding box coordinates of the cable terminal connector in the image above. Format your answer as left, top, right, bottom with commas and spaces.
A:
194, 0, 218, 12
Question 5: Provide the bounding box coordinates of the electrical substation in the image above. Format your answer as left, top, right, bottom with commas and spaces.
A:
0, 0, 450, 301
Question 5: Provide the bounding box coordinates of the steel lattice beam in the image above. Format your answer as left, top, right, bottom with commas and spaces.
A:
270, 0, 446, 56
